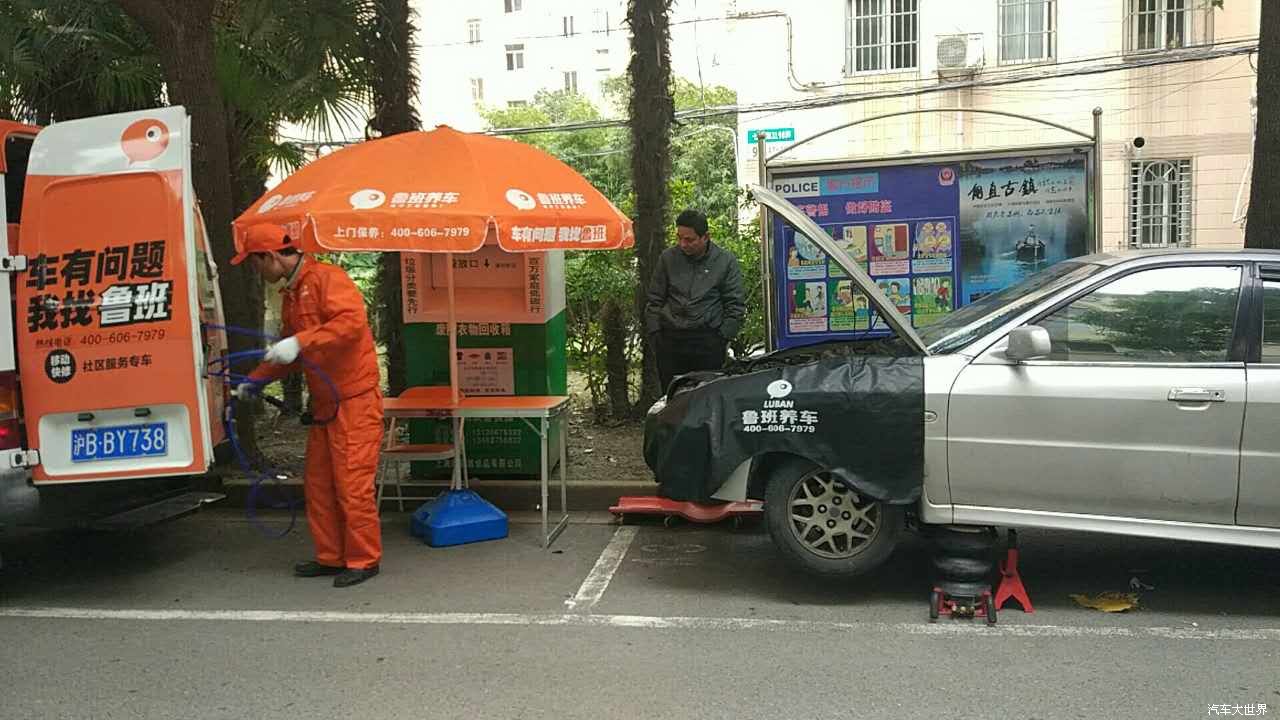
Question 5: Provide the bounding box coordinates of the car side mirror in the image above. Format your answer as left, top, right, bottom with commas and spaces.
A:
1006, 325, 1051, 362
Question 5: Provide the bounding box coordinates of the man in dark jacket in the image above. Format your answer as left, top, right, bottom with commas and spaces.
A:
645, 209, 746, 393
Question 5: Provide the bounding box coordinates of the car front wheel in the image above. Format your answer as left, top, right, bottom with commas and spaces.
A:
764, 458, 904, 579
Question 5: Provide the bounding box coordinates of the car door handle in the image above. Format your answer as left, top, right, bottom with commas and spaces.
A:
1168, 388, 1225, 403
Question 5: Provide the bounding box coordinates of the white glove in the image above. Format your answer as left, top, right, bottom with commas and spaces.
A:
232, 382, 256, 401
263, 336, 301, 365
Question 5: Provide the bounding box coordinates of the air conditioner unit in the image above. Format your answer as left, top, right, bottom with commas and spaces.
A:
936, 33, 984, 76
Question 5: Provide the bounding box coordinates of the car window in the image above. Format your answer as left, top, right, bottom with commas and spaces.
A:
919, 261, 1105, 354
1037, 265, 1241, 363
1261, 277, 1280, 363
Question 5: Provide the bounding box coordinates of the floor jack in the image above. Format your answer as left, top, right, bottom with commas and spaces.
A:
928, 586, 997, 625
927, 526, 1000, 625
609, 496, 763, 528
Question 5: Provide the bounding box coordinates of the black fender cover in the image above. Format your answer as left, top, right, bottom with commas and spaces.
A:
643, 347, 924, 504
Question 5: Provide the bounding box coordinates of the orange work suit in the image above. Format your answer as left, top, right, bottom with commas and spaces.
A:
251, 259, 383, 570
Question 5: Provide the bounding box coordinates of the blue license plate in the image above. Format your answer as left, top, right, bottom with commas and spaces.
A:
71, 423, 168, 463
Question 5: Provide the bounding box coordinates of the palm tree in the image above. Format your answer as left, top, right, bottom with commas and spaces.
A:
627, 0, 675, 410
214, 0, 375, 413
362, 0, 421, 397
3, 1, 375, 455
0, 0, 163, 122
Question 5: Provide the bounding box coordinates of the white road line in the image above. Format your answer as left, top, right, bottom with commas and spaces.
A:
564, 526, 637, 612
1, 606, 1278, 641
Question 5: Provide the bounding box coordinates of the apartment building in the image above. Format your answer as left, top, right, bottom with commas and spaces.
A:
415, 0, 735, 131
727, 0, 1260, 250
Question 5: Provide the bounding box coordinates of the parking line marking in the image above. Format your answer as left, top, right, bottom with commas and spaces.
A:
2, 606, 1278, 641
565, 526, 637, 613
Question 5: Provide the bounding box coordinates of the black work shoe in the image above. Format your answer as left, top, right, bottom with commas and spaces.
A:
333, 565, 379, 588
294, 561, 344, 577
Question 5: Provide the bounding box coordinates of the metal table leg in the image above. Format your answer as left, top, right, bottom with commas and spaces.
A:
558, 411, 568, 529
540, 415, 549, 547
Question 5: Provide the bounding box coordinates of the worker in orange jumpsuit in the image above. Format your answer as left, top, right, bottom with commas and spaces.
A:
231, 224, 383, 588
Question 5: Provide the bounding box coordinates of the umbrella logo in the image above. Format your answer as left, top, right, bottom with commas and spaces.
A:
506, 188, 537, 211
349, 189, 387, 210
258, 194, 285, 214
120, 119, 170, 165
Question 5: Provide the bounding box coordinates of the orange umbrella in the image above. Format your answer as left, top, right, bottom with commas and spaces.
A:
232, 125, 633, 254
232, 125, 633, 404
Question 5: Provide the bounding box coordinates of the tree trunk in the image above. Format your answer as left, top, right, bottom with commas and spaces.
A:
1246, 1, 1279, 249
602, 300, 630, 418
627, 0, 675, 414
367, 0, 422, 396
114, 0, 263, 455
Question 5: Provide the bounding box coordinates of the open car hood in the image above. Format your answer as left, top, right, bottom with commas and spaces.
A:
748, 184, 929, 356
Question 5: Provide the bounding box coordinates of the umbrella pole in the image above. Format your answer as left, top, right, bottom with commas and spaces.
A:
446, 251, 459, 404
446, 252, 463, 492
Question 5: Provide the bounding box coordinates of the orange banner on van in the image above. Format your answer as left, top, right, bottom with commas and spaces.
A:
17, 169, 205, 482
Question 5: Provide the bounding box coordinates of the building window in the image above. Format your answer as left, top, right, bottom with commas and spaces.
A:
1125, 0, 1213, 52
563, 15, 575, 36
595, 48, 610, 71
467, 18, 481, 44
999, 0, 1054, 64
508, 100, 527, 108
563, 71, 578, 93
594, 9, 611, 35
470, 78, 484, 102
848, 0, 918, 74
504, 0, 521, 13
505, 44, 525, 71
1129, 159, 1193, 248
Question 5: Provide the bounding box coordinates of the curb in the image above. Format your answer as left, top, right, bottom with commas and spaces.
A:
218, 477, 657, 513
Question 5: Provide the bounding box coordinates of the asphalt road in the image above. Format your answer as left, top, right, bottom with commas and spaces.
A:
1, 509, 1278, 720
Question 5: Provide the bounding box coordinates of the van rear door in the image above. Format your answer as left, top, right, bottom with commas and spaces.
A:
16, 107, 216, 483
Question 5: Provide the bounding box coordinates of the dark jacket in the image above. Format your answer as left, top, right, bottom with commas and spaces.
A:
644, 241, 746, 341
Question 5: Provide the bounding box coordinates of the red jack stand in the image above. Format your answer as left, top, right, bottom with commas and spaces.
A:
609, 496, 763, 527
994, 529, 1034, 613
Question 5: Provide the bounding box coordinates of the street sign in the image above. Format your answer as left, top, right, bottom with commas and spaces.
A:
747, 128, 795, 144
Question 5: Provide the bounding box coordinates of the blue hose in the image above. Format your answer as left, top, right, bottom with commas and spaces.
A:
205, 324, 345, 538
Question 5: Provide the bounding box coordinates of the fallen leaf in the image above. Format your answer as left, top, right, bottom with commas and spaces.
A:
1069, 592, 1140, 613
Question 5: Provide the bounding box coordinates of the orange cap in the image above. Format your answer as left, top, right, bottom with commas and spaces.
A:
231, 224, 294, 265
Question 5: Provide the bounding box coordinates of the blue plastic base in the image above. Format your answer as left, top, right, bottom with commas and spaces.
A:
410, 489, 509, 547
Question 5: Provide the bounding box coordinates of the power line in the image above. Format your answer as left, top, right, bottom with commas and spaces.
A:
419, 12, 724, 49
486, 41, 1257, 136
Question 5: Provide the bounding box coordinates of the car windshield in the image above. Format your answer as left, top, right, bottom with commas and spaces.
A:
918, 260, 1106, 354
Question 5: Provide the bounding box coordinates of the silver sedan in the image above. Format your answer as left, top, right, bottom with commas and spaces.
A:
742, 188, 1280, 578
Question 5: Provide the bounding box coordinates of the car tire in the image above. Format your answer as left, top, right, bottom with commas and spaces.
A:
764, 457, 904, 580
931, 555, 993, 582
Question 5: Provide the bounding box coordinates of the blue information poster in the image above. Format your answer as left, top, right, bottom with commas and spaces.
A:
770, 150, 1089, 349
